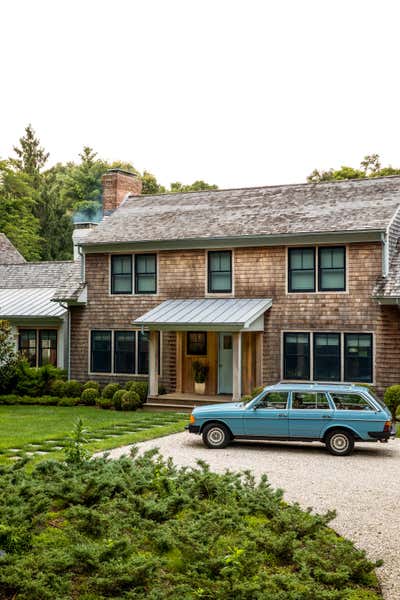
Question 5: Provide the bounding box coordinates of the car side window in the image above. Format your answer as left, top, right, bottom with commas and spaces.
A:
330, 393, 373, 411
256, 392, 288, 409
291, 392, 331, 410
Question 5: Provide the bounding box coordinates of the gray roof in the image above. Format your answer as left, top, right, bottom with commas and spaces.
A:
133, 298, 272, 331
0, 260, 84, 312
83, 176, 400, 246
373, 247, 400, 299
0, 288, 66, 318
0, 234, 25, 264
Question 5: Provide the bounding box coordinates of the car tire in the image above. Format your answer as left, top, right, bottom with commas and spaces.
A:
325, 429, 354, 456
202, 423, 231, 449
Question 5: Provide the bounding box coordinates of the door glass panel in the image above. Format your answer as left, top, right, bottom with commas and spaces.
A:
292, 392, 330, 409
39, 330, 57, 366
223, 335, 232, 350
256, 391, 288, 409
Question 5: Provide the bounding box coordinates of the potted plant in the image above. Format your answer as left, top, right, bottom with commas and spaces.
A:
192, 360, 209, 395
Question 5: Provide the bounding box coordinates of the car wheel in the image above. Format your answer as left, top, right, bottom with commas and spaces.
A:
325, 429, 354, 456
202, 423, 231, 449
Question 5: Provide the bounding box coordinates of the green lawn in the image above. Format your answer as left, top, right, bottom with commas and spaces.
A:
0, 405, 188, 464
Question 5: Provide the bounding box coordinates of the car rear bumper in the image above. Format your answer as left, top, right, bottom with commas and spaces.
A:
368, 425, 396, 441
185, 424, 200, 434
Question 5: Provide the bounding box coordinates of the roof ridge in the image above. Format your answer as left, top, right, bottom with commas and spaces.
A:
127, 174, 400, 201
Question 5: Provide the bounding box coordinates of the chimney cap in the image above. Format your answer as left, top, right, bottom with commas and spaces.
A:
105, 168, 139, 177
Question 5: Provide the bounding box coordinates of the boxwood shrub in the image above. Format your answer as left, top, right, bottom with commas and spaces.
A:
102, 383, 120, 400
96, 396, 114, 410
82, 380, 101, 394
121, 390, 141, 411
112, 389, 126, 411
124, 381, 148, 405
80, 388, 99, 406
49, 379, 66, 397
384, 384, 400, 421
63, 380, 83, 398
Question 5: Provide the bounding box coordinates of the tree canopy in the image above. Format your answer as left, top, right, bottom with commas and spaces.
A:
0, 125, 218, 261
308, 154, 400, 183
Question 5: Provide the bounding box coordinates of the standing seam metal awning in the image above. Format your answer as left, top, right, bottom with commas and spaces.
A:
133, 298, 272, 331
0, 288, 66, 319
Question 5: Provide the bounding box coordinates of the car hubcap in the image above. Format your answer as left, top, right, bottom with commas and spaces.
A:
208, 428, 224, 445
331, 434, 348, 452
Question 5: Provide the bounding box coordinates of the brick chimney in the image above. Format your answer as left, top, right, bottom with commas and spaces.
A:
102, 169, 142, 214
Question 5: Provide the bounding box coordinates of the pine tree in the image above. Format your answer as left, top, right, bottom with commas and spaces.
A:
11, 124, 49, 188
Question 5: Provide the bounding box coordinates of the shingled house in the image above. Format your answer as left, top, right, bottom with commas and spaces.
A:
0, 237, 82, 370
55, 169, 400, 407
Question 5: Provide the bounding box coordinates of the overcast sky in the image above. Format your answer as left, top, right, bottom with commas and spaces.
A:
1, 0, 400, 189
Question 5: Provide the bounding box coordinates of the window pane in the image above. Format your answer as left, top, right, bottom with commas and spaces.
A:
187, 332, 207, 356
288, 248, 315, 292
291, 271, 314, 291
292, 392, 330, 409
330, 392, 373, 411
344, 334, 372, 382
138, 331, 149, 374
19, 329, 37, 367
135, 254, 156, 294
91, 331, 112, 373
284, 333, 310, 379
114, 331, 135, 374
257, 391, 288, 409
111, 255, 132, 294
208, 251, 232, 293
314, 333, 340, 381
318, 247, 345, 291
39, 330, 57, 366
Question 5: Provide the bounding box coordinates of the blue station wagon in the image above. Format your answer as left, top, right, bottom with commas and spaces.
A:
187, 383, 395, 456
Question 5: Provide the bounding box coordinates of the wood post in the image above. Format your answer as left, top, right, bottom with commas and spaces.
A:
175, 331, 183, 393
149, 330, 159, 397
232, 331, 242, 401
256, 332, 264, 388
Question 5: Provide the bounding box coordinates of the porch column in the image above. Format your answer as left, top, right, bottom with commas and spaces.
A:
149, 330, 159, 397
232, 331, 242, 401
175, 331, 183, 393
256, 332, 264, 387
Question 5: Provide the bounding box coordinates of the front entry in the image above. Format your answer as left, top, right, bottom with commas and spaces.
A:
218, 333, 233, 394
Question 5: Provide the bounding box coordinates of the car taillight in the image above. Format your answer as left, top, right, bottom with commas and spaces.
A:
384, 420, 391, 432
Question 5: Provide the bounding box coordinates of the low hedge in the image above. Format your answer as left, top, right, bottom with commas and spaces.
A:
80, 388, 99, 406
0, 395, 79, 406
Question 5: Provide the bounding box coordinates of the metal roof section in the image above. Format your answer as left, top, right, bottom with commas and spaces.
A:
0, 288, 66, 318
133, 298, 272, 331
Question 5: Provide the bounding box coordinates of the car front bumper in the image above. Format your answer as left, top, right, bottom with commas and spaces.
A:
185, 424, 200, 434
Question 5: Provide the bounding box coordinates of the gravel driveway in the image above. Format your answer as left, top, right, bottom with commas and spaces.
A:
98, 433, 400, 599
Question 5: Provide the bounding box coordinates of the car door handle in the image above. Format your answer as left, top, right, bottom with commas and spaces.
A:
277, 413, 287, 418
322, 415, 333, 419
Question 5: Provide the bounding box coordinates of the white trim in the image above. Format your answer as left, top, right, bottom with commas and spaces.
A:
280, 330, 375, 385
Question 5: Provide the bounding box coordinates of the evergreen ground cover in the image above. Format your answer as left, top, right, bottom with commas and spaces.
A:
0, 449, 382, 600
0, 406, 186, 464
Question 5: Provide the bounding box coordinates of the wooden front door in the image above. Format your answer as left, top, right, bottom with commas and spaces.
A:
218, 333, 233, 394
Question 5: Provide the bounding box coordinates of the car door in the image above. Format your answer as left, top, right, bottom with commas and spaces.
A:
243, 391, 289, 437
288, 391, 334, 439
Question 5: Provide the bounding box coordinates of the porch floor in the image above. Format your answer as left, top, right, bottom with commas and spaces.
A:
144, 392, 233, 412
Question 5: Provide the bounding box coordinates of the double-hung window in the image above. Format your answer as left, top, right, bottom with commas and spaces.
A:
19, 329, 57, 367
318, 247, 345, 291
288, 248, 315, 292
90, 330, 159, 375
208, 251, 232, 293
283, 333, 310, 380
135, 254, 157, 294
288, 246, 346, 292
344, 334, 373, 382
111, 255, 132, 294
283, 332, 372, 383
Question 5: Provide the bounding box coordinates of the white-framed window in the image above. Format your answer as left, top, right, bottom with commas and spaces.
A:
110, 253, 157, 295
90, 330, 160, 375
282, 331, 373, 383
287, 246, 346, 293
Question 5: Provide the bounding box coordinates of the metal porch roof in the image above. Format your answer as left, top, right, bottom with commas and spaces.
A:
133, 298, 272, 331
0, 288, 66, 319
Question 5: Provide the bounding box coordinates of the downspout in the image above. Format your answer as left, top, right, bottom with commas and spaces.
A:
59, 302, 70, 380
381, 232, 389, 277
77, 244, 85, 280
